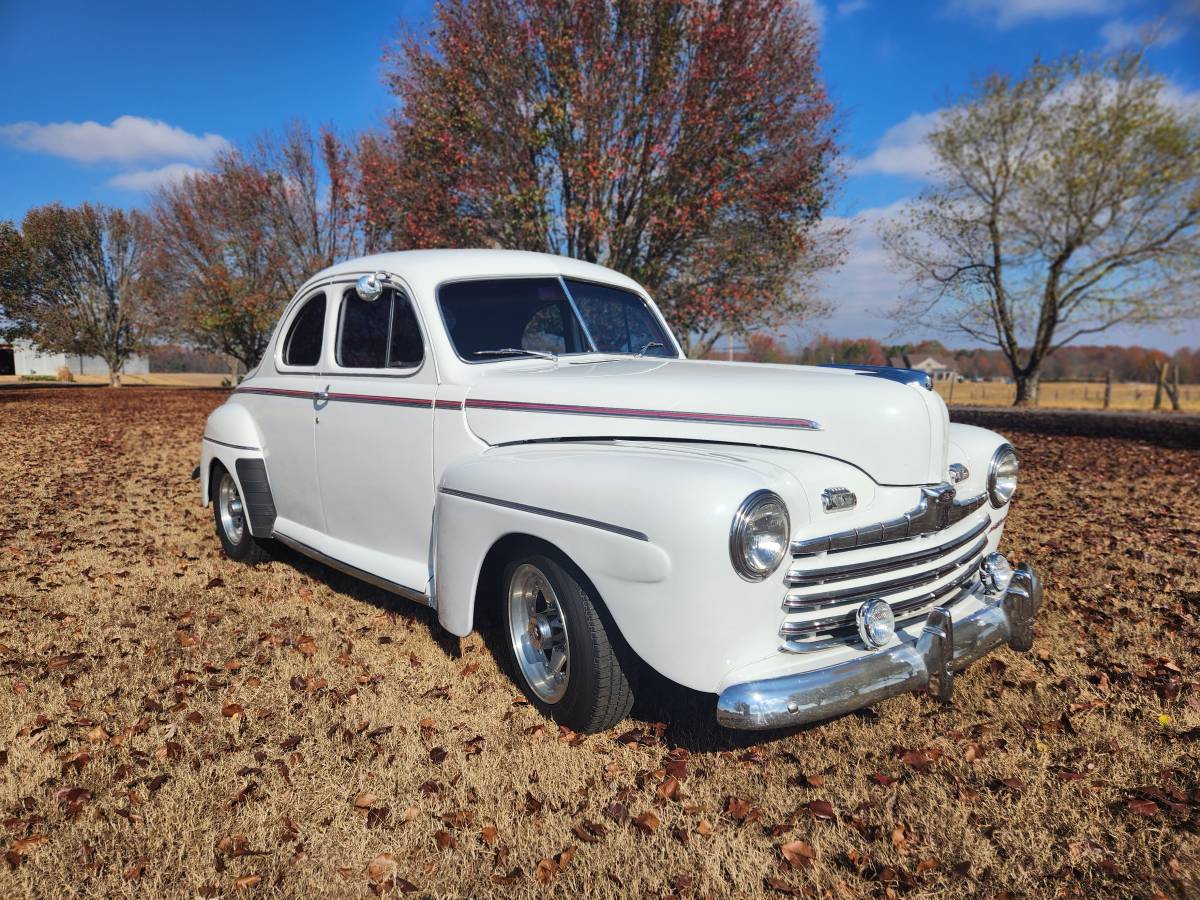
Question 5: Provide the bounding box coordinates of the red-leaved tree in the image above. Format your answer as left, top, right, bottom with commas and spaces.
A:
151, 124, 359, 371
358, 0, 841, 356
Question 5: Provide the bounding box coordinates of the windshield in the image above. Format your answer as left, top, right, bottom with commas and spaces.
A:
438, 276, 676, 362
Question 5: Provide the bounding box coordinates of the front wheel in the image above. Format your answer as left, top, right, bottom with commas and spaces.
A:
212, 465, 270, 564
502, 551, 634, 733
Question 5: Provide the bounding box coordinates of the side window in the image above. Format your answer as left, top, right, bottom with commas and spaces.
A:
283, 293, 326, 367
337, 286, 424, 369
338, 290, 390, 368
388, 290, 424, 368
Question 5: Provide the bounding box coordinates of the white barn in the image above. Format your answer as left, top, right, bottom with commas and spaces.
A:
0, 339, 149, 377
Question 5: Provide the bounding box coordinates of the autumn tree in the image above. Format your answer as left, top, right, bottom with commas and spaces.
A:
885, 49, 1200, 405
151, 123, 359, 371
358, 0, 841, 356
0, 204, 154, 386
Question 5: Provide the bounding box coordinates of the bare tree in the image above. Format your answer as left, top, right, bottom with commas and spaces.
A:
884, 50, 1200, 405
0, 204, 154, 386
150, 124, 360, 371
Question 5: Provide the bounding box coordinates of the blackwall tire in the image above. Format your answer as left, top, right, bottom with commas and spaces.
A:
501, 551, 634, 733
212, 464, 271, 564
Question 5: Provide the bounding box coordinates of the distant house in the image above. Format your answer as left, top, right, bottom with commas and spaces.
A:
887, 353, 960, 383
0, 339, 149, 377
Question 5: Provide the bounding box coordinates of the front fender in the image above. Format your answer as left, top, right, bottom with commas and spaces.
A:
434, 441, 810, 693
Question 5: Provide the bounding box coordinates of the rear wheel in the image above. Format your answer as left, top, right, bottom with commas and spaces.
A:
501, 550, 634, 733
212, 465, 270, 564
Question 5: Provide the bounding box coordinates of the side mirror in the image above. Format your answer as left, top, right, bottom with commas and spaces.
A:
355, 272, 385, 302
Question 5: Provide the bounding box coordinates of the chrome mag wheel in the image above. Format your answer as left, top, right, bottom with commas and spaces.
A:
217, 472, 246, 546
507, 562, 570, 703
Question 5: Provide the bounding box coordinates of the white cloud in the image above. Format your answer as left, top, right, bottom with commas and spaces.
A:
949, 0, 1121, 28
106, 163, 206, 191
854, 111, 942, 180
837, 0, 869, 13
813, 201, 912, 339
1100, 17, 1185, 48
0, 115, 230, 164
1160, 77, 1200, 113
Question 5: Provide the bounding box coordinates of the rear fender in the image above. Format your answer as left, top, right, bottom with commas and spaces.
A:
200, 401, 275, 537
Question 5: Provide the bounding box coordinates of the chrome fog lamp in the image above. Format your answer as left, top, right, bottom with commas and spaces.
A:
987, 443, 1018, 508
729, 490, 790, 581
980, 551, 1014, 594
856, 599, 895, 648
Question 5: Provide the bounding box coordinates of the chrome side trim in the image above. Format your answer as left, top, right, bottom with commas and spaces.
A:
783, 537, 988, 611
273, 531, 431, 606
791, 483, 987, 557
438, 487, 649, 542
787, 519, 989, 587
779, 569, 980, 642
716, 564, 1042, 729
203, 435, 261, 452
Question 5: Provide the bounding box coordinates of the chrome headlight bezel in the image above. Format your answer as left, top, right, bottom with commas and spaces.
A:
729, 490, 790, 582
987, 443, 1019, 508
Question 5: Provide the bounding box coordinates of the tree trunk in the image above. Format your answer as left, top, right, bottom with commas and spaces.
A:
1103, 371, 1112, 409
1013, 372, 1040, 407
1153, 362, 1167, 410
107, 359, 123, 388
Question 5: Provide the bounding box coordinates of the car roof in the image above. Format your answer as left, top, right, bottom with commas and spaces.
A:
305, 249, 647, 296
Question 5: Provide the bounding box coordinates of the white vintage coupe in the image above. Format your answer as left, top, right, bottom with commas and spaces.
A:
198, 249, 1041, 732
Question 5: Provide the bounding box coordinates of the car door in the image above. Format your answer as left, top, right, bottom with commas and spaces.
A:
313, 279, 436, 594
244, 287, 327, 535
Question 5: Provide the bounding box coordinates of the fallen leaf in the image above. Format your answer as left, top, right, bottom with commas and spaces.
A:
633, 811, 660, 834
781, 839, 815, 869
1128, 798, 1159, 817
354, 793, 376, 809
367, 853, 395, 882
534, 857, 558, 885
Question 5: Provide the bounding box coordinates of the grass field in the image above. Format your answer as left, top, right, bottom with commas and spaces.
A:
933, 380, 1200, 413
0, 389, 1197, 898
0, 373, 231, 388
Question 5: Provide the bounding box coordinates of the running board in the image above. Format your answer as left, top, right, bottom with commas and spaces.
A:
273, 532, 432, 607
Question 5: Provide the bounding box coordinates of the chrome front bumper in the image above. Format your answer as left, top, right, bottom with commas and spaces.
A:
716, 564, 1042, 730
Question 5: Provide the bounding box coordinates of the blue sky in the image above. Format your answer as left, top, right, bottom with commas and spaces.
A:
1, 0, 1197, 350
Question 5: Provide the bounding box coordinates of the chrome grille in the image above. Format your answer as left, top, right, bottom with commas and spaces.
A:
779, 508, 989, 651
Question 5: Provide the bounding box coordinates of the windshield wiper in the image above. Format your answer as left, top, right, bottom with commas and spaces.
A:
636, 341, 665, 357
474, 348, 558, 361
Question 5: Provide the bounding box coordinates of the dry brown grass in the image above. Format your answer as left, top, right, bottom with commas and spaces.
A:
934, 380, 1200, 413
0, 389, 1197, 898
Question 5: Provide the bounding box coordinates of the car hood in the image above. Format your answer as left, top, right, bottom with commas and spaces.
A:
462, 358, 949, 486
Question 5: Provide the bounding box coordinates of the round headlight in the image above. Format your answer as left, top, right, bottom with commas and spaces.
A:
729, 490, 790, 581
987, 443, 1018, 508
856, 599, 895, 648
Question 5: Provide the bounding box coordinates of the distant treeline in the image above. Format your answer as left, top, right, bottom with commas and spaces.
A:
147, 344, 236, 374
739, 335, 1200, 383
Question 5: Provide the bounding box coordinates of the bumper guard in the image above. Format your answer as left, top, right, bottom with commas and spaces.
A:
716, 563, 1042, 730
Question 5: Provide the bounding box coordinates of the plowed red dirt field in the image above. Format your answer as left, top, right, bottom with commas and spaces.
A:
1, 389, 1196, 898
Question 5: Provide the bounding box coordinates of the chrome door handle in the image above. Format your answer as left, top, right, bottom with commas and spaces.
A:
314, 389, 328, 402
